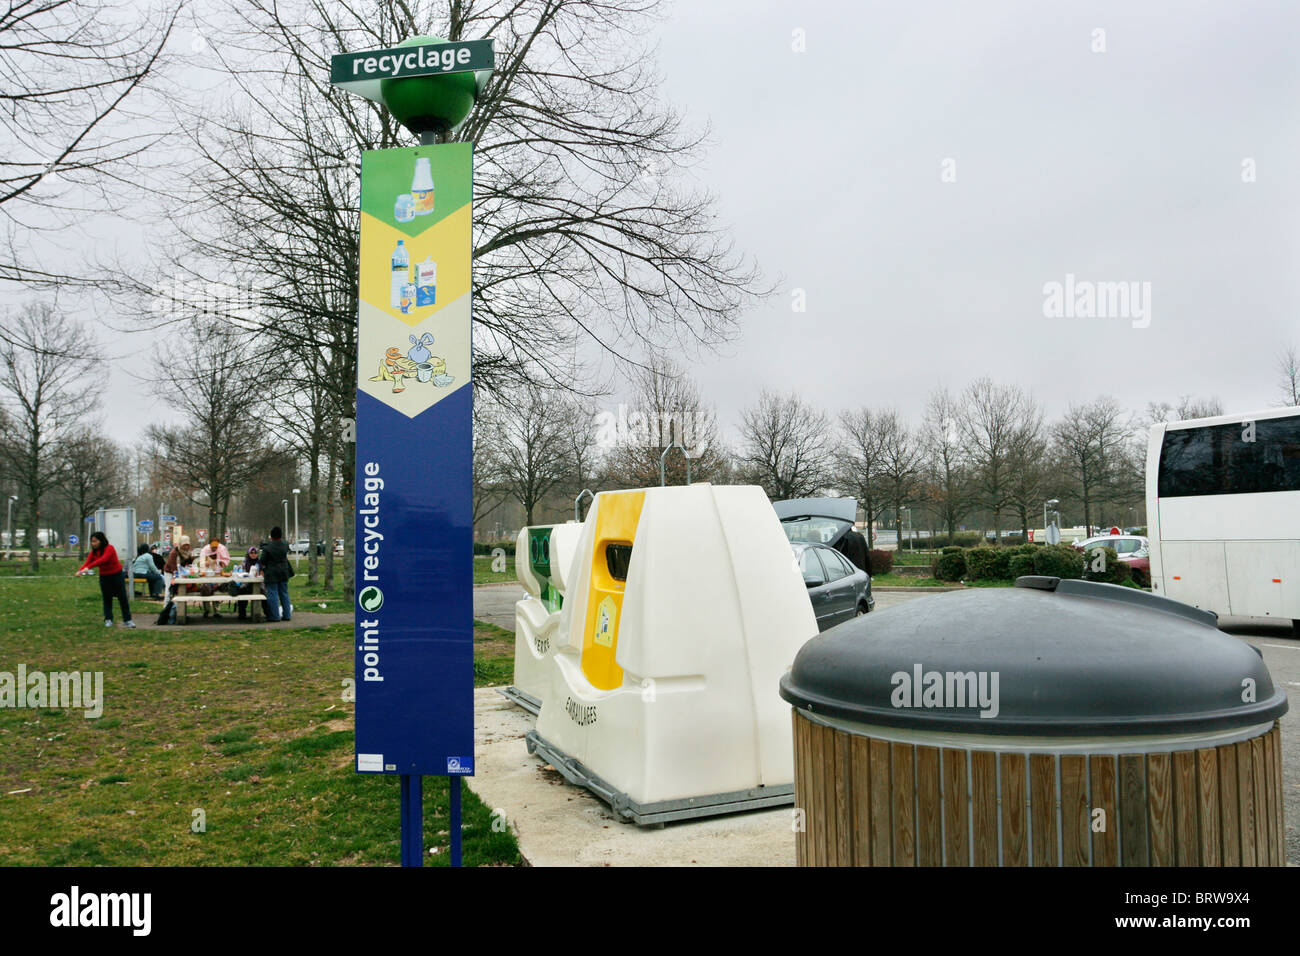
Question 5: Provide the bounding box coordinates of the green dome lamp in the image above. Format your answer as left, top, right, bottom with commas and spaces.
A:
381, 36, 481, 142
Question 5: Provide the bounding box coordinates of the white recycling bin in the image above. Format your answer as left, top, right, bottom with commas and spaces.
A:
527, 483, 819, 825
503, 522, 582, 714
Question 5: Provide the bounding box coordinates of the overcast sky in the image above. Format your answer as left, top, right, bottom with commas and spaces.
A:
72, 0, 1300, 449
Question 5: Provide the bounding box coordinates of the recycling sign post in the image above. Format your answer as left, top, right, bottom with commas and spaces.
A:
333, 34, 490, 868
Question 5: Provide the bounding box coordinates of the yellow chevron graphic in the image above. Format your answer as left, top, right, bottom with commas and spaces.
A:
359, 204, 472, 327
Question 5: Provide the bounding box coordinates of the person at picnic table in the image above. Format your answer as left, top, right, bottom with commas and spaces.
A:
260, 527, 293, 623
75, 531, 135, 629
195, 537, 230, 573
148, 543, 165, 571
230, 546, 261, 621
163, 536, 195, 574
188, 537, 232, 619
131, 543, 165, 600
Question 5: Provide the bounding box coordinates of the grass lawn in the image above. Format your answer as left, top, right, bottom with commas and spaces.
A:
473, 554, 515, 584
871, 573, 964, 588
0, 574, 520, 866
888, 551, 939, 566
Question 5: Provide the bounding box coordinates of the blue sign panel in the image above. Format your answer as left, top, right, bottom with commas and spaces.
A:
354, 143, 474, 777
68, 534, 79, 546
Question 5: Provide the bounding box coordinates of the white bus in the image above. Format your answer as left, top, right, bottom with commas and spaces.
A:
1146, 406, 1300, 635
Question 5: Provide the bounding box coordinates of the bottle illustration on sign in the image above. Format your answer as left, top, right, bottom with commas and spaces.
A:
415, 257, 437, 307
390, 240, 409, 310
394, 193, 415, 222
411, 157, 434, 216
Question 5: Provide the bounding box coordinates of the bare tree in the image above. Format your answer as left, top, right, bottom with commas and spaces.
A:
1053, 396, 1134, 535
144, 323, 277, 538
0, 304, 98, 570
1144, 396, 1225, 425
919, 387, 971, 541
472, 398, 507, 534
483, 385, 573, 525
958, 378, 1031, 544
878, 412, 923, 551
60, 426, 130, 558
835, 408, 892, 549
1, 0, 180, 283
557, 397, 605, 496
1004, 400, 1049, 539
1277, 346, 1300, 408
602, 360, 727, 489
738, 390, 832, 500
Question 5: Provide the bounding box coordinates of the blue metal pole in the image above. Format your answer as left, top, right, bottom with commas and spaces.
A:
450, 776, 462, 867
400, 774, 423, 867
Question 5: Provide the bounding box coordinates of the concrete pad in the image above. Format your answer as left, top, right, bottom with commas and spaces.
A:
466, 688, 797, 866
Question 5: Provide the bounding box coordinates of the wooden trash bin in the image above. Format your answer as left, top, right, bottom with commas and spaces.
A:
780, 577, 1288, 867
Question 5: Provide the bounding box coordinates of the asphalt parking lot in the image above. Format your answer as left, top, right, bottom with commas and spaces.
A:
474, 585, 1300, 863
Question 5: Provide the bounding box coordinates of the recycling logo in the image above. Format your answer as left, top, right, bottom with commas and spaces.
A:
358, 586, 384, 613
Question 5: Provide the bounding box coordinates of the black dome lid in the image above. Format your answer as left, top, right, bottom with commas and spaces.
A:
779, 578, 1288, 736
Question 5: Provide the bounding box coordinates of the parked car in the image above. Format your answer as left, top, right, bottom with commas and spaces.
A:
1073, 534, 1150, 572
794, 542, 874, 631
289, 537, 312, 555
772, 497, 873, 631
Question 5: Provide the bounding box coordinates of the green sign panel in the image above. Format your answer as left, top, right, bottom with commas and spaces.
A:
331, 39, 494, 87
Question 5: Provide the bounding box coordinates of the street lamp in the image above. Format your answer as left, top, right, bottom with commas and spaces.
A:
282, 499, 288, 546
900, 506, 912, 551
6, 495, 16, 554
292, 488, 301, 563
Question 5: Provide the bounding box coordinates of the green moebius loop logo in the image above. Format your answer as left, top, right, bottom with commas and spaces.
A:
359, 586, 384, 613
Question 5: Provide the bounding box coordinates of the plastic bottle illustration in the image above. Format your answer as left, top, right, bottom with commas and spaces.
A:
412, 157, 434, 216
390, 240, 409, 309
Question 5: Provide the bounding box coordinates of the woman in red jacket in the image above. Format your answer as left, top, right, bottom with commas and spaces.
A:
76, 532, 135, 628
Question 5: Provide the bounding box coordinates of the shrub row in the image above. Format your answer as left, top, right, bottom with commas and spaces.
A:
867, 549, 894, 576
932, 544, 1091, 582
473, 541, 517, 557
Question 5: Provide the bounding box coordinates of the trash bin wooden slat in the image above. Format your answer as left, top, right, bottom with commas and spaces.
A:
792, 713, 1286, 867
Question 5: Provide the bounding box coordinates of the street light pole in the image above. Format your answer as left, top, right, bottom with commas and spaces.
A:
292, 488, 301, 564
6, 495, 16, 555
282, 499, 288, 546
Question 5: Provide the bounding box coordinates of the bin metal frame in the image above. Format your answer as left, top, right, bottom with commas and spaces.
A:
499, 685, 542, 716
526, 729, 794, 826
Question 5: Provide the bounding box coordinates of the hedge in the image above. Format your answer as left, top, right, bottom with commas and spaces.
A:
1082, 545, 1132, 585
964, 547, 1011, 581
867, 549, 893, 575
1008, 553, 1037, 579
473, 541, 517, 557
933, 551, 967, 581
1032, 544, 1085, 579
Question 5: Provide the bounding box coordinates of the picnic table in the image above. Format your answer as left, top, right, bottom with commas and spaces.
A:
167, 571, 267, 623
